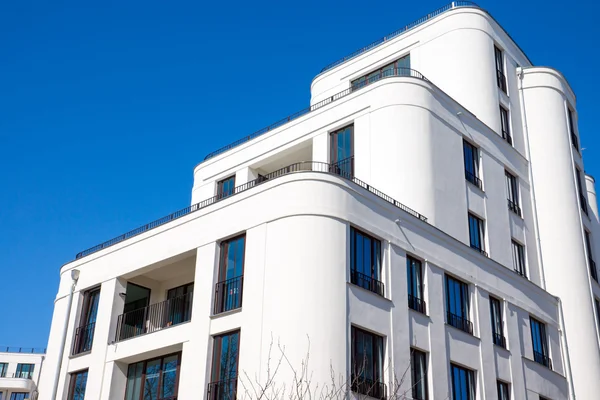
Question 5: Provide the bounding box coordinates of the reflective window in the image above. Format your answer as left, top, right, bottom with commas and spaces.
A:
450, 364, 476, 400
67, 370, 88, 400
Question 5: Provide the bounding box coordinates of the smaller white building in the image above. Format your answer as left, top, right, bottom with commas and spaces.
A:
0, 347, 45, 400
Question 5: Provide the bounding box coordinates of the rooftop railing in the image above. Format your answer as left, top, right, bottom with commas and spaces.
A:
0, 347, 45, 354
75, 159, 427, 260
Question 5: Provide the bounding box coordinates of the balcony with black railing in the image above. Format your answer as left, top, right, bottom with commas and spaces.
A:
72, 321, 96, 355
214, 276, 243, 315
350, 270, 385, 297
501, 129, 513, 145
533, 350, 553, 370
492, 332, 506, 348
350, 375, 387, 400
590, 258, 598, 282
508, 199, 521, 217
497, 70, 507, 93
447, 312, 474, 335
465, 170, 482, 190
207, 378, 238, 400
470, 244, 488, 257
114, 292, 193, 342
580, 193, 589, 215
408, 294, 427, 315
0, 347, 46, 354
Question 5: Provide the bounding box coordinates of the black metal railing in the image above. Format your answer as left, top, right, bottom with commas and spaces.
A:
465, 170, 482, 190
501, 129, 513, 145
75, 160, 427, 260
580, 193, 589, 215
72, 322, 96, 355
470, 244, 488, 257
571, 132, 579, 151
533, 350, 553, 370
207, 378, 238, 400
492, 332, 506, 348
11, 372, 34, 379
319, 1, 479, 73
350, 68, 427, 92
350, 375, 387, 400
329, 157, 354, 179
114, 292, 193, 342
351, 270, 385, 297
0, 347, 46, 354
214, 276, 243, 314
513, 268, 528, 279
497, 70, 507, 93
408, 294, 427, 314
590, 258, 598, 282
508, 199, 521, 217
447, 312, 473, 335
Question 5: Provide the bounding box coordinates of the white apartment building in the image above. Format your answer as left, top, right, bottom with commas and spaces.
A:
0, 347, 45, 400
38, 2, 600, 399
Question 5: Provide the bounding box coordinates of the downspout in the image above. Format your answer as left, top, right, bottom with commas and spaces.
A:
51, 269, 80, 400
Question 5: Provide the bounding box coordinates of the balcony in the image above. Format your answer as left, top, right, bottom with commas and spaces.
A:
408, 294, 427, 314
580, 193, 589, 215
350, 270, 385, 297
465, 170, 482, 190
214, 276, 243, 315
533, 350, 553, 370
207, 378, 238, 400
497, 69, 507, 93
508, 199, 521, 217
350, 375, 387, 400
72, 322, 95, 355
470, 244, 488, 257
0, 347, 45, 354
0, 373, 36, 393
447, 312, 473, 335
493, 332, 506, 348
501, 129, 513, 145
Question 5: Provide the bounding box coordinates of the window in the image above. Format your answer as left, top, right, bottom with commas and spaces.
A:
166, 282, 194, 325
67, 370, 88, 400
497, 381, 510, 400
73, 287, 100, 355
208, 331, 240, 400
445, 275, 472, 334
568, 108, 579, 151
499, 106, 512, 145
505, 171, 521, 216
125, 353, 181, 400
217, 176, 236, 199
490, 297, 506, 348
9, 394, 28, 400
511, 240, 527, 278
214, 235, 245, 314
495, 45, 507, 93
351, 54, 411, 90
350, 227, 384, 296
351, 326, 385, 399
450, 364, 476, 400
411, 349, 428, 400
463, 141, 482, 189
15, 363, 34, 379
0, 363, 6, 378
540, 397, 551, 400
468, 213, 486, 255
330, 125, 354, 178
530, 317, 552, 369
595, 299, 600, 326
576, 168, 588, 215
407, 256, 426, 313
585, 230, 598, 281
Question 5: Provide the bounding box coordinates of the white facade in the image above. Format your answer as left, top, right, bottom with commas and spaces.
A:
38, 3, 600, 400
0, 348, 45, 399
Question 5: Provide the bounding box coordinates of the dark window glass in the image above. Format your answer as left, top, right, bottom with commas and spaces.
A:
9, 394, 28, 400
351, 326, 385, 399
73, 287, 100, 355
494, 46, 507, 93
165, 282, 194, 326
67, 370, 88, 400
595, 299, 600, 328
351, 54, 411, 90
530, 317, 552, 369
497, 381, 510, 400
450, 364, 476, 400
215, 235, 246, 314
568, 108, 579, 151
350, 228, 384, 296
445, 276, 472, 334
411, 349, 428, 400
407, 256, 426, 313
499, 107, 512, 145
209, 331, 240, 400
124, 353, 181, 400
463, 141, 481, 189
490, 297, 505, 348
0, 363, 7, 378
585, 231, 598, 281
15, 364, 34, 379
468, 213, 485, 254
576, 168, 588, 215
511, 240, 527, 278
505, 171, 520, 216
330, 125, 354, 177
217, 176, 236, 199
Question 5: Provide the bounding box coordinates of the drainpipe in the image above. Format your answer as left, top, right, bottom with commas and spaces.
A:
557, 297, 576, 399
50, 269, 80, 400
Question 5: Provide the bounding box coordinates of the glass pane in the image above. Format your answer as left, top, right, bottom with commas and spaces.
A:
161, 355, 179, 398
143, 359, 161, 400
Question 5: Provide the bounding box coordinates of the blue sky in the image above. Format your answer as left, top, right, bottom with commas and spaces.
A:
1, 0, 598, 348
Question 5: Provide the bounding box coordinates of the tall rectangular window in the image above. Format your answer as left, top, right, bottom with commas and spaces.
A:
73, 287, 100, 355
214, 235, 246, 314
330, 125, 354, 178
511, 240, 527, 278
209, 331, 240, 400
450, 364, 476, 400
468, 213, 486, 255
15, 364, 34, 379
125, 353, 181, 400
505, 171, 521, 216
585, 230, 598, 281
411, 349, 428, 400
350, 227, 384, 296
499, 106, 512, 145
166, 282, 194, 325
445, 275, 472, 334
490, 297, 506, 348
0, 363, 7, 378
67, 370, 88, 400
568, 108, 579, 151
217, 176, 236, 199
495, 45, 507, 93
407, 256, 426, 314
576, 168, 588, 215
351, 326, 385, 399
497, 381, 510, 400
463, 141, 482, 189
595, 299, 600, 327
530, 317, 552, 369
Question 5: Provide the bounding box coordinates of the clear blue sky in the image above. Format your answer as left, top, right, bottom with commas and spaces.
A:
1, 0, 598, 348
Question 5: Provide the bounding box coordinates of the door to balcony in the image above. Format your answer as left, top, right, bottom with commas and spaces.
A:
118, 283, 151, 341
